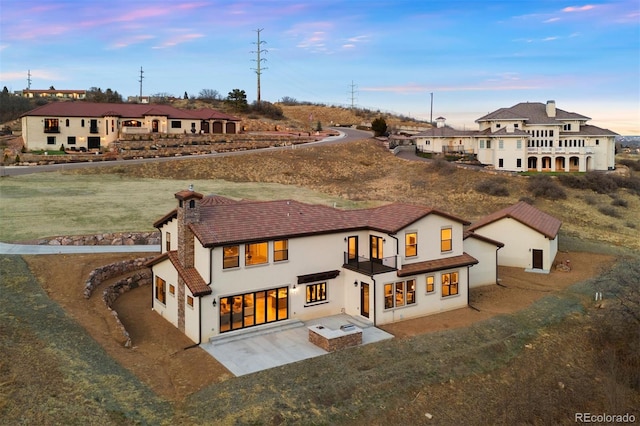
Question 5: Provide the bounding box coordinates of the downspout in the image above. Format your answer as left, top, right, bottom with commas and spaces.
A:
467, 265, 480, 312
381, 233, 399, 328
371, 275, 377, 327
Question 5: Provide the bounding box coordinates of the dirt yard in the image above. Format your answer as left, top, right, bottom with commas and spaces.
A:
22, 250, 614, 403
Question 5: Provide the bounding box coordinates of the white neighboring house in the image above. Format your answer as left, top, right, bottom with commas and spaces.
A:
147, 188, 482, 344
20, 102, 241, 151
413, 101, 618, 172
466, 201, 562, 274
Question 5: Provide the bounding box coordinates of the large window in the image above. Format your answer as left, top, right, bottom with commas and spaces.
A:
441, 272, 459, 297
306, 282, 326, 304
223, 245, 239, 269
155, 276, 166, 304
441, 227, 452, 252
384, 279, 416, 309
274, 239, 288, 262
44, 118, 59, 133
245, 242, 268, 265
426, 276, 435, 294
219, 287, 288, 333
171, 120, 182, 128
405, 232, 417, 257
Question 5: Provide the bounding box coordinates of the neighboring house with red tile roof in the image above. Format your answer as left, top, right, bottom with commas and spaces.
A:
413, 101, 617, 172
147, 188, 484, 344
467, 201, 562, 273
20, 102, 241, 151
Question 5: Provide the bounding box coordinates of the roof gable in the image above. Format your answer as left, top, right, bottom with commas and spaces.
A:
467, 201, 562, 239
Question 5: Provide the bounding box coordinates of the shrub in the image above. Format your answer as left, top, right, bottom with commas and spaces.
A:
611, 197, 628, 208
613, 175, 640, 196
475, 178, 510, 197
585, 172, 618, 194
518, 196, 535, 205
618, 158, 640, 172
528, 175, 566, 200
598, 205, 621, 218
430, 158, 456, 175
557, 174, 589, 190
583, 194, 598, 205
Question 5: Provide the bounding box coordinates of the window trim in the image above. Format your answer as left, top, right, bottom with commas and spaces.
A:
440, 227, 453, 253
405, 232, 417, 258
155, 276, 166, 304
305, 282, 327, 305
274, 239, 289, 262
384, 279, 417, 310
426, 275, 435, 294
245, 241, 268, 266
441, 271, 459, 298
223, 245, 240, 269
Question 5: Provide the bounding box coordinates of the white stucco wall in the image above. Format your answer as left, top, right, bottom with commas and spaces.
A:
472, 218, 557, 271
152, 259, 179, 327
464, 236, 500, 287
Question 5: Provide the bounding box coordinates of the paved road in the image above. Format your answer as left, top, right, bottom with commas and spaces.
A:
0, 242, 160, 255
0, 127, 372, 176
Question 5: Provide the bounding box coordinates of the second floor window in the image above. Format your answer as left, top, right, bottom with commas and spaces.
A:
405, 232, 417, 257
165, 232, 171, 252
441, 227, 452, 252
274, 239, 288, 262
44, 118, 59, 133
223, 245, 239, 269
155, 276, 166, 304
245, 242, 268, 266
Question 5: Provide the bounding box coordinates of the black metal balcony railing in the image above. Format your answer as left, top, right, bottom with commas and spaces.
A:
89, 127, 100, 134
343, 252, 397, 275
44, 127, 60, 133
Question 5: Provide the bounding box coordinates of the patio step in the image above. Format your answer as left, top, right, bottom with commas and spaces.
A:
207, 319, 305, 345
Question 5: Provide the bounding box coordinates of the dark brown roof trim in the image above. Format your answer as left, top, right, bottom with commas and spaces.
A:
297, 270, 341, 284
153, 209, 177, 228
397, 253, 478, 277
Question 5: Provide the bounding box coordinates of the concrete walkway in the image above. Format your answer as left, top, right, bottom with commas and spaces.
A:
0, 242, 160, 255
200, 314, 394, 376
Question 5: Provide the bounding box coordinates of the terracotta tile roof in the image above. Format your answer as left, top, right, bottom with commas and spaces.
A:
21, 102, 239, 121
167, 251, 211, 296
153, 209, 177, 228
187, 198, 469, 247
467, 201, 562, 239
463, 231, 505, 247
145, 251, 211, 296
397, 253, 478, 277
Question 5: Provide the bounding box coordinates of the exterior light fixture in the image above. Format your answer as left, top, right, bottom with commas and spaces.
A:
212, 299, 217, 307
354, 280, 359, 287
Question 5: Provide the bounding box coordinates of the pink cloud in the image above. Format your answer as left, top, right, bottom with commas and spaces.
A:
562, 5, 596, 13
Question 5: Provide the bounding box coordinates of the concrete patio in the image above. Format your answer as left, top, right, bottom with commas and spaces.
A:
200, 314, 394, 376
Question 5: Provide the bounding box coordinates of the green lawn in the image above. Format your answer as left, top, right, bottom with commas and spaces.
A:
0, 172, 377, 242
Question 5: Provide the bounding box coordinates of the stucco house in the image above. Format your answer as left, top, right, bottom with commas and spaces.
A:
466, 201, 562, 274
414, 101, 618, 172
147, 188, 482, 344
20, 102, 241, 151
463, 232, 504, 288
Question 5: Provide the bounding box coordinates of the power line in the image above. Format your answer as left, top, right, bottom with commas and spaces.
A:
251, 29, 268, 103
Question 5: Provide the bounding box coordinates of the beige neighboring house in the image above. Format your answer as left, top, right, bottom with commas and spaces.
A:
20, 102, 241, 151
147, 188, 480, 344
413, 101, 618, 172
17, 89, 87, 99
467, 201, 562, 274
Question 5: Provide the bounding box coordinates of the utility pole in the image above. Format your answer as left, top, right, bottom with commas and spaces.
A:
27, 70, 32, 90
348, 80, 358, 109
251, 29, 268, 104
138, 66, 144, 102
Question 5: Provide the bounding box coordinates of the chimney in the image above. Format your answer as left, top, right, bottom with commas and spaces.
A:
436, 117, 446, 128
546, 100, 556, 118
174, 186, 203, 268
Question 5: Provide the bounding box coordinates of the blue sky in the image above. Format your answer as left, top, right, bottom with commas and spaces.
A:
1, 1, 639, 134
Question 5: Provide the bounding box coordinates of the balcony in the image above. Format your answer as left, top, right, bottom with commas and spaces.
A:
527, 147, 595, 155
343, 252, 397, 275
44, 127, 60, 133
89, 127, 100, 134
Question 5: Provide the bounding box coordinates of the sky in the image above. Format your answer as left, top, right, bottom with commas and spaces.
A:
1, 0, 639, 134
